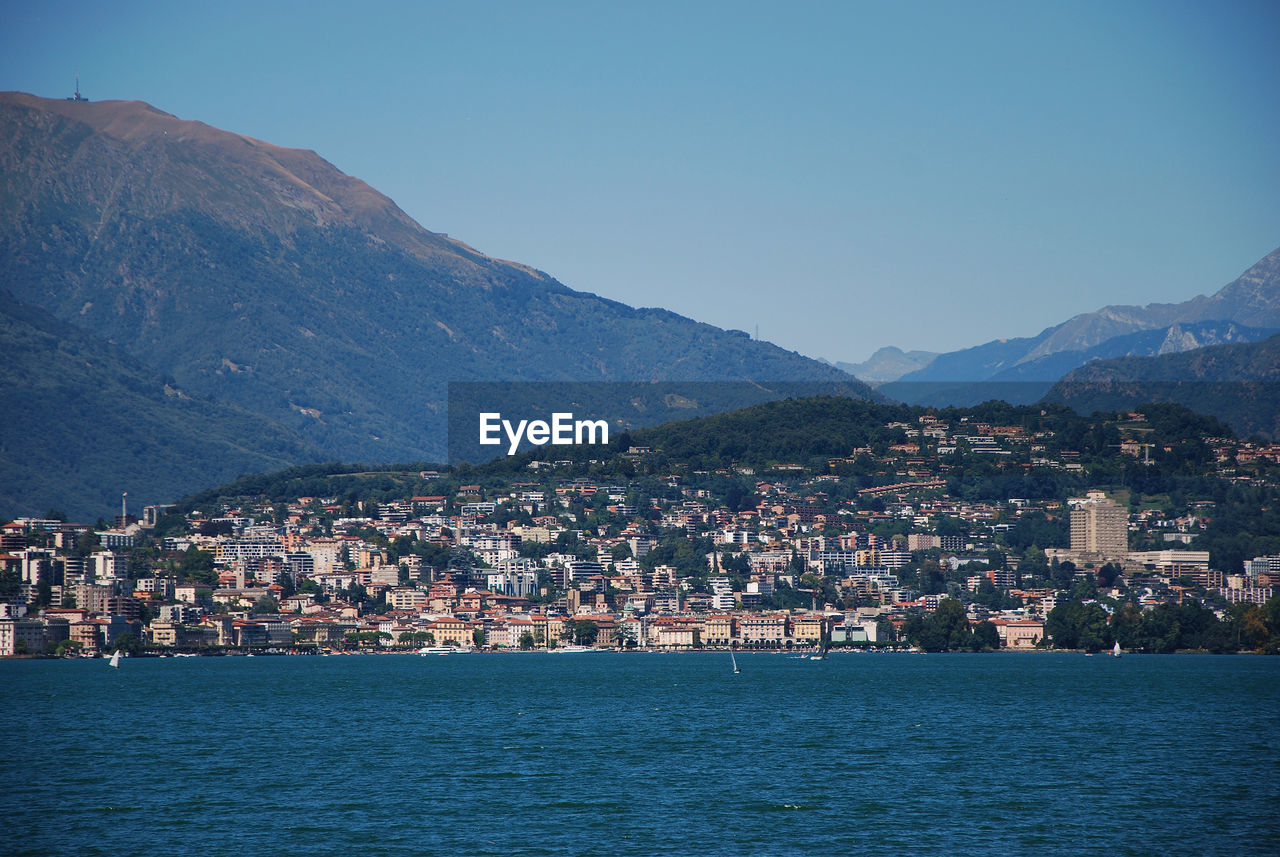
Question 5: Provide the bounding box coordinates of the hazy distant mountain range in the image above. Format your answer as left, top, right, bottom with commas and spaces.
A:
0, 92, 870, 518
834, 347, 939, 386
1044, 334, 1280, 441
860, 246, 1280, 384
869, 245, 1280, 407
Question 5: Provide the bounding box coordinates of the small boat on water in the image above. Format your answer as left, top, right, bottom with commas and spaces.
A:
1112, 641, 1122, 658
731, 651, 741, 674
108, 650, 121, 669
418, 645, 455, 656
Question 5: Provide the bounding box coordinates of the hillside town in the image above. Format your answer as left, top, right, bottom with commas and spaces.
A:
3, 408, 1280, 658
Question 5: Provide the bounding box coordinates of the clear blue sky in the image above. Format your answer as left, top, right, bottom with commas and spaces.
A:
5, 0, 1279, 363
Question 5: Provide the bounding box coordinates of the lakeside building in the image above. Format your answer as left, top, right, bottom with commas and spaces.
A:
7, 410, 1279, 658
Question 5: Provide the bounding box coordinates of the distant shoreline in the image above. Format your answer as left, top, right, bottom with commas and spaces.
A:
5, 647, 1267, 660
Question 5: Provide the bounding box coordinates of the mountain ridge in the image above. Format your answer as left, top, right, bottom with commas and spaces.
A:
835, 346, 939, 385
0, 91, 511, 273
0, 92, 870, 515
0, 290, 330, 519
889, 246, 1280, 388
1043, 334, 1280, 440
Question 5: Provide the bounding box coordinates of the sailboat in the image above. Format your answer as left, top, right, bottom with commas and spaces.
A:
108, 649, 121, 669
1112, 641, 1122, 658
731, 651, 741, 674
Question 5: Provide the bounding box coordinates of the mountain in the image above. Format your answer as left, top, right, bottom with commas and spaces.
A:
0, 92, 871, 512
1044, 334, 1280, 440
835, 346, 938, 385
0, 291, 328, 520
880, 246, 1280, 403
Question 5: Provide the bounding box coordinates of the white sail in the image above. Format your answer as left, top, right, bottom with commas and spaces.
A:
108, 650, 121, 668
1112, 641, 1121, 658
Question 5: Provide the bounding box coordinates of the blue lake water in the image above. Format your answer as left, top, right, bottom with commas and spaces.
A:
2, 652, 1277, 856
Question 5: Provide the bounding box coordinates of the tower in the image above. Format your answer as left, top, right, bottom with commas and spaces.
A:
1070, 491, 1128, 559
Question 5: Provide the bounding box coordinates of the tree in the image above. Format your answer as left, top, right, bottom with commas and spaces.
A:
918, 560, 947, 596
253, 593, 280, 614
112, 631, 142, 657
345, 630, 384, 648
179, 548, 217, 586
1097, 563, 1122, 588
152, 513, 189, 539
1260, 596, 1280, 653
615, 623, 638, 649
788, 549, 805, 575
934, 598, 972, 651
570, 619, 599, 646
1110, 602, 1143, 649
1138, 603, 1183, 653
0, 566, 20, 600
198, 519, 235, 537
1052, 560, 1078, 591
73, 529, 101, 558
1076, 604, 1111, 652
36, 575, 53, 609
908, 598, 971, 652
1019, 546, 1050, 583
519, 630, 536, 650
971, 620, 1000, 651
1046, 601, 1111, 652
1046, 602, 1079, 649
1070, 573, 1098, 602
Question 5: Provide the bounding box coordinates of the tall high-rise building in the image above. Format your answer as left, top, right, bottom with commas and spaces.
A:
1070, 491, 1128, 559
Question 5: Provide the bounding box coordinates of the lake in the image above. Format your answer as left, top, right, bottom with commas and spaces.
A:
2, 651, 1277, 856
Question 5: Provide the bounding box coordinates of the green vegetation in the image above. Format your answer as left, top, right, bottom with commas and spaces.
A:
1048, 334, 1280, 440
14, 386, 1275, 658
569, 620, 599, 646
2, 95, 870, 520
1047, 598, 1280, 654
171, 395, 1280, 580
0, 293, 327, 521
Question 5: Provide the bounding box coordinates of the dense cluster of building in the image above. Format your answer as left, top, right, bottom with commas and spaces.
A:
3, 413, 1278, 657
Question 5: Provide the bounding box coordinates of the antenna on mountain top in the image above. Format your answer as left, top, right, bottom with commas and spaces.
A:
68, 74, 88, 102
